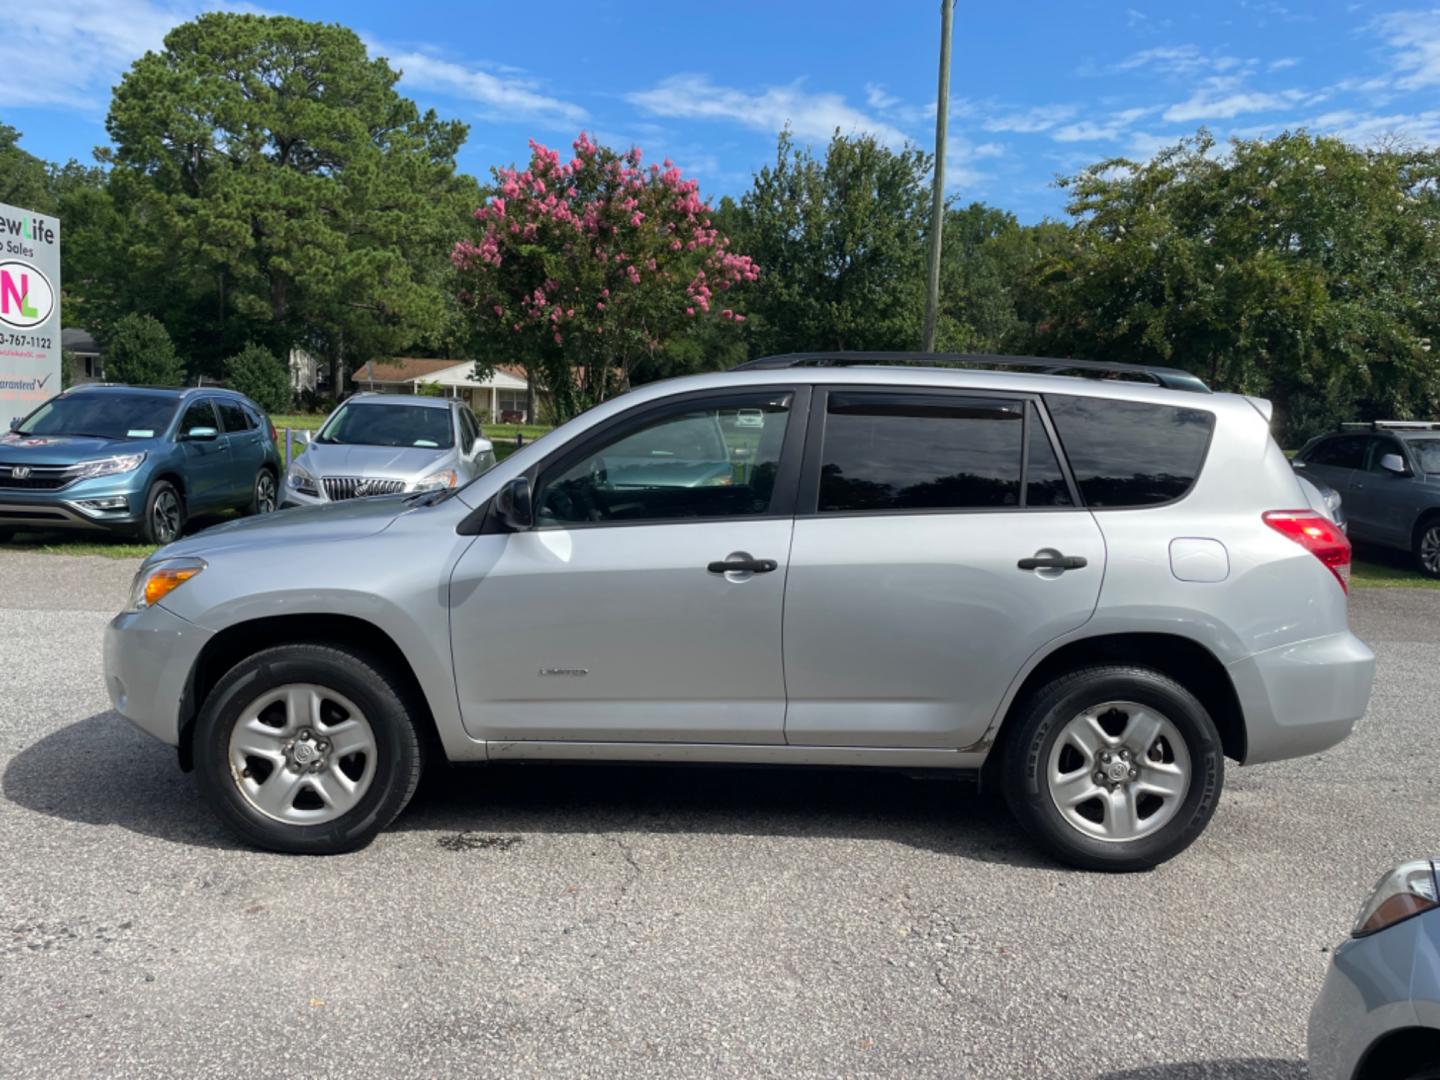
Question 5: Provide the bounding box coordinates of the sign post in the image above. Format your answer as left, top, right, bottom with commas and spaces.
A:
0, 202, 61, 426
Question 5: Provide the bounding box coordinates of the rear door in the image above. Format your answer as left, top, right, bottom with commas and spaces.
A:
1299, 435, 1369, 530
782, 389, 1104, 749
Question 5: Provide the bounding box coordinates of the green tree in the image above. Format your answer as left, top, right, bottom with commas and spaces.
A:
103, 13, 479, 382
104, 313, 186, 386
1026, 130, 1440, 443
0, 125, 54, 212
728, 130, 951, 355
224, 342, 291, 412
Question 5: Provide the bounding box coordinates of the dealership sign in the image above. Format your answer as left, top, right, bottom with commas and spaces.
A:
0, 202, 61, 420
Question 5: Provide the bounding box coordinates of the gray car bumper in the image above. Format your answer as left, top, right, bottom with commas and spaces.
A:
104, 603, 213, 747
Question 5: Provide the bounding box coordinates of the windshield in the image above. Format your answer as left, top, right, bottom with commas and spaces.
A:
317, 402, 455, 449
14, 393, 179, 440
1410, 437, 1440, 474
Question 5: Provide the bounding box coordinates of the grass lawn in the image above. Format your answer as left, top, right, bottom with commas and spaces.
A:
1350, 543, 1440, 589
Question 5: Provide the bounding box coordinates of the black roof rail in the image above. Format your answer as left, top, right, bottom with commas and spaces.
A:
732, 351, 1212, 394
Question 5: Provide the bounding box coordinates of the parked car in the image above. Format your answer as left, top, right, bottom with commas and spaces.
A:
1308, 857, 1440, 1080
1, 384, 282, 544
282, 394, 495, 506
1295, 465, 1348, 532
1294, 422, 1440, 577
104, 353, 1374, 865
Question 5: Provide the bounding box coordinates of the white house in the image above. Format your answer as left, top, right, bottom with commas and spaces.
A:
353, 358, 531, 421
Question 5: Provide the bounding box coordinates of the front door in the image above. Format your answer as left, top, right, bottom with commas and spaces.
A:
175, 398, 232, 511
449, 387, 805, 745
782, 390, 1105, 749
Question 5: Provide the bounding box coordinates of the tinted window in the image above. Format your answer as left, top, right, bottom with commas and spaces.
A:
179, 400, 218, 435
1305, 435, 1367, 470
15, 392, 179, 440
317, 403, 455, 449
1026, 404, 1073, 508
458, 409, 476, 455
1044, 394, 1215, 508
216, 400, 250, 433
819, 394, 1023, 512
537, 395, 791, 526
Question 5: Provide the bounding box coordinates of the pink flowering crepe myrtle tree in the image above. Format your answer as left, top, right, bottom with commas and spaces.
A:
452, 133, 759, 421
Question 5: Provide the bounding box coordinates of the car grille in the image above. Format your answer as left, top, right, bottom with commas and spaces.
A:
0, 463, 74, 490
322, 476, 407, 501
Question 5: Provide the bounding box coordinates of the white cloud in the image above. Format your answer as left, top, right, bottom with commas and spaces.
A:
1051, 106, 1159, 143
981, 103, 1078, 133
1375, 8, 1440, 89
375, 47, 587, 125
1162, 75, 1292, 122
864, 83, 902, 111
1268, 57, 1301, 72
1110, 44, 1212, 77
626, 74, 910, 148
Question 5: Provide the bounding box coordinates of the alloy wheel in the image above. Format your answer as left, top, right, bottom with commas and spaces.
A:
1046, 700, 1191, 843
1421, 525, 1440, 577
256, 472, 277, 514
152, 489, 182, 543
228, 683, 378, 825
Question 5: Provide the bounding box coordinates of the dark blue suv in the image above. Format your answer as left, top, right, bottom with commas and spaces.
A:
1, 385, 283, 544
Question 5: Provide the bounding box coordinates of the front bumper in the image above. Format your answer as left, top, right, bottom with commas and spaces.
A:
104, 602, 213, 747
0, 477, 149, 532
1227, 630, 1375, 765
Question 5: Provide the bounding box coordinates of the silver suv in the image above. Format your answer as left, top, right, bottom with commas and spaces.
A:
282, 394, 495, 505
104, 354, 1375, 869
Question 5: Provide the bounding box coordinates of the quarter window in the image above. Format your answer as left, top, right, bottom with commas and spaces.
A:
536, 394, 792, 526
818, 393, 1024, 513
1044, 394, 1215, 508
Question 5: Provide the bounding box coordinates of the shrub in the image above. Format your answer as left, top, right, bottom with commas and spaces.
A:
104, 314, 185, 386
224, 343, 291, 413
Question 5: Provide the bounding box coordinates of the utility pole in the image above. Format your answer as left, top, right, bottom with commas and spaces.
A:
921, 0, 955, 353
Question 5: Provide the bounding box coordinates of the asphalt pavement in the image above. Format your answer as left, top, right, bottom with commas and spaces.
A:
1, 549, 1436, 1079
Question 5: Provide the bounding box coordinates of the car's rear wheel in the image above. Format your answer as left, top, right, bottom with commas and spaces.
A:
1002, 665, 1223, 871
249, 468, 278, 516
193, 644, 424, 854
139, 480, 185, 545
1414, 518, 1440, 579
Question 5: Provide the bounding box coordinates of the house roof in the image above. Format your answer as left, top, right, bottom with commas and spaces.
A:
62, 327, 100, 354
356, 358, 529, 390
355, 358, 458, 384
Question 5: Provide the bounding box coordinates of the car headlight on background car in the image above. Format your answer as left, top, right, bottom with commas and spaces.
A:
412, 467, 458, 492
287, 461, 319, 496
73, 453, 146, 480
1353, 859, 1439, 936
127, 558, 206, 612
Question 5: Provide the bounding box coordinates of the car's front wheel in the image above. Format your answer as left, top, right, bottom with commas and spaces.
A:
193, 644, 424, 854
1002, 665, 1223, 871
1414, 518, 1440, 579
139, 480, 185, 545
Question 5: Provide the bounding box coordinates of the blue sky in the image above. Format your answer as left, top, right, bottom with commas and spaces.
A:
4, 1, 1439, 221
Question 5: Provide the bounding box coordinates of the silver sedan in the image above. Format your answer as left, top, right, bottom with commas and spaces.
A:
282, 394, 495, 505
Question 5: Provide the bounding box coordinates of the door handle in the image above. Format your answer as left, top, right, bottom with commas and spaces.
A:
707, 557, 777, 574
1017, 554, 1088, 571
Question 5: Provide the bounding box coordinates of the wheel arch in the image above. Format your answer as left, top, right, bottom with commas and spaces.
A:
1355, 1027, 1440, 1080
177, 613, 441, 771
991, 632, 1247, 765
1413, 507, 1440, 550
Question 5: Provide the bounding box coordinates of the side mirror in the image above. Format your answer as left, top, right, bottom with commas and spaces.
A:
1380, 452, 1409, 476
184, 426, 219, 442
495, 476, 534, 531
8, 417, 20, 432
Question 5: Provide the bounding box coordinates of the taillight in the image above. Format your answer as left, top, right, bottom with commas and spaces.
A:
268, 419, 278, 443
1263, 510, 1351, 593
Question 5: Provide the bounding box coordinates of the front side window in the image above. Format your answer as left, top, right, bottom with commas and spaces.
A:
317, 403, 455, 449
818, 393, 1024, 513
1410, 438, 1440, 475
1045, 394, 1215, 508
536, 394, 792, 526
179, 400, 219, 435
1365, 437, 1406, 473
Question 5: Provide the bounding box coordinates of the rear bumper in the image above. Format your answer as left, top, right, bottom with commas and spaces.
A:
1228, 630, 1375, 765
104, 602, 213, 747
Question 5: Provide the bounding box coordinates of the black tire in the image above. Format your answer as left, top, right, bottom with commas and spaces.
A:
139, 479, 185, 545
0, 528, 13, 544
192, 644, 425, 854
1002, 665, 1224, 872
1414, 517, 1440, 579
248, 467, 278, 516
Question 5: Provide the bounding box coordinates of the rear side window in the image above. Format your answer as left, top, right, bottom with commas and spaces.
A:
818, 393, 1023, 512
458, 409, 476, 455
216, 400, 250, 433
1025, 403, 1073, 508
1044, 394, 1215, 508
1305, 435, 1367, 470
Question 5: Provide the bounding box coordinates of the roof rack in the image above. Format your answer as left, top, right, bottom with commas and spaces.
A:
1340, 420, 1440, 432
732, 352, 1212, 394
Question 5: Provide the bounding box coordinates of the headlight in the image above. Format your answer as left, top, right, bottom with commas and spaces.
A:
128, 558, 206, 611
287, 461, 319, 495
73, 453, 146, 480
412, 468, 458, 492
1353, 859, 1439, 937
